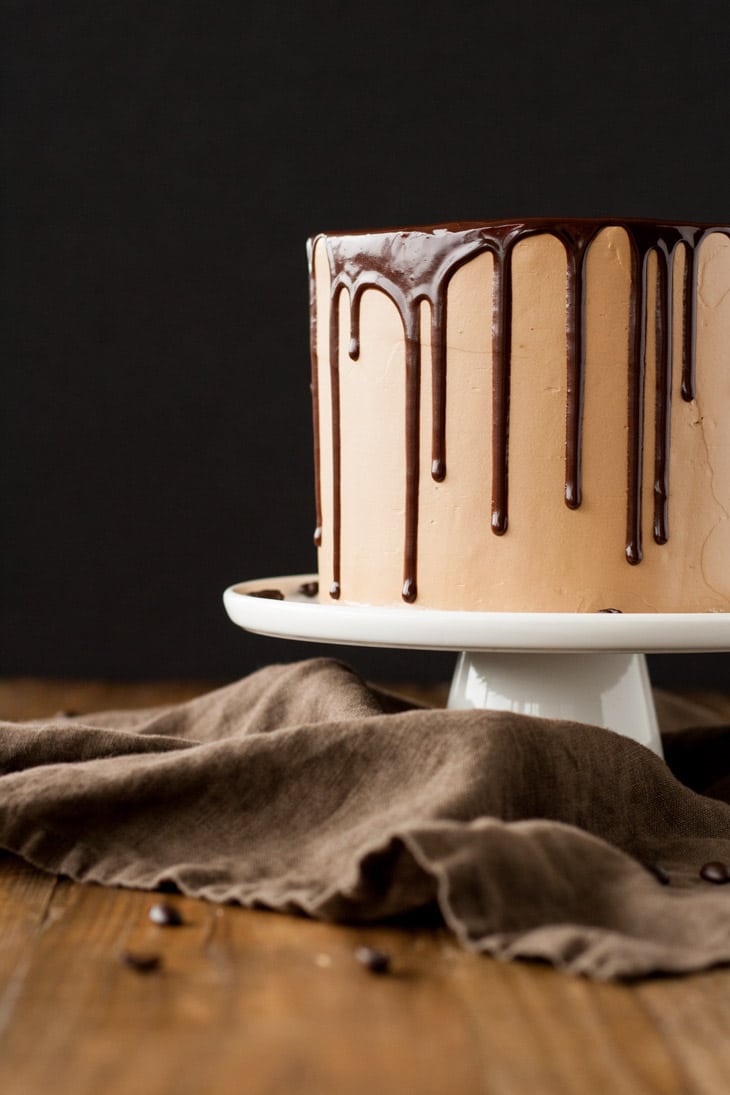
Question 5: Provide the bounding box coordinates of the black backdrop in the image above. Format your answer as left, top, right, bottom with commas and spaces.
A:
2, 0, 729, 687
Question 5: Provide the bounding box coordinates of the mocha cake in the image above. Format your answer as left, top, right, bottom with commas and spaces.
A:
307, 220, 730, 613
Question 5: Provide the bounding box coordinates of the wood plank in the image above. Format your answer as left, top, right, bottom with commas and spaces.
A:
0, 878, 485, 1095
0, 865, 698, 1095
1, 679, 730, 1094
449, 955, 689, 1095
192, 912, 484, 1095
0, 855, 59, 1045
3, 862, 730, 1095
638, 973, 730, 1095
0, 679, 218, 720
2, 677, 728, 723
0, 677, 448, 721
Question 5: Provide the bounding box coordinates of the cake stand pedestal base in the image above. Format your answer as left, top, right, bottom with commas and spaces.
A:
223, 573, 730, 763
448, 650, 661, 755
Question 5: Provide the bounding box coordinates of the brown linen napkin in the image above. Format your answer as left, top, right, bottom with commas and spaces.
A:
1, 657, 730, 980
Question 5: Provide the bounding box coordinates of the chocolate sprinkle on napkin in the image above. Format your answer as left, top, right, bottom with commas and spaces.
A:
2, 658, 730, 980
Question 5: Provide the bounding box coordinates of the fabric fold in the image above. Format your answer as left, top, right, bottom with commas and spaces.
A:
1, 657, 729, 980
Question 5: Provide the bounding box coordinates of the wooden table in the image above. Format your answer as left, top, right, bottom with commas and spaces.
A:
1, 679, 730, 1095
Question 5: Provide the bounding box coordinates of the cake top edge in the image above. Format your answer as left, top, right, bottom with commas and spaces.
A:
308, 217, 730, 243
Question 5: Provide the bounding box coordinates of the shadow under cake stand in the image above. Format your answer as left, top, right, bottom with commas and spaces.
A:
223, 574, 730, 759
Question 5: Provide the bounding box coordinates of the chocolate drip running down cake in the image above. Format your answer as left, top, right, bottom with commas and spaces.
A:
308, 220, 730, 613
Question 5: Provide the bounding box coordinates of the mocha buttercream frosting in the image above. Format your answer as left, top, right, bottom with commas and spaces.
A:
308, 220, 730, 612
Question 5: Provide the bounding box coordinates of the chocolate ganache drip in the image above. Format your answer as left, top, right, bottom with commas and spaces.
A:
308, 219, 729, 604
306, 237, 322, 549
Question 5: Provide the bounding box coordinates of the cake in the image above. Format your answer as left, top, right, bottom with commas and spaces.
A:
307, 220, 730, 613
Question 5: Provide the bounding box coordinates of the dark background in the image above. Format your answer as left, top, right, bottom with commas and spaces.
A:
2, 0, 729, 687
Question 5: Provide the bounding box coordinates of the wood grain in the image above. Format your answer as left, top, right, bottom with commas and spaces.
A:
1, 856, 715, 1095
0, 678, 729, 1095
2, 678, 728, 722
0, 679, 218, 721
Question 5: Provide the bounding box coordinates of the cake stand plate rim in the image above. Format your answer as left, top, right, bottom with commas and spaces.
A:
223, 574, 730, 654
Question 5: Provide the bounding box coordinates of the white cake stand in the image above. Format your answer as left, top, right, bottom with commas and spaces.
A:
223, 574, 730, 759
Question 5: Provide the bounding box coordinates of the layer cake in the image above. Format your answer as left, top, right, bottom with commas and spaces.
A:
308, 220, 730, 612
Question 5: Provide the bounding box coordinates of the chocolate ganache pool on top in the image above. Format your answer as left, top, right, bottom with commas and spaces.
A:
307, 220, 730, 614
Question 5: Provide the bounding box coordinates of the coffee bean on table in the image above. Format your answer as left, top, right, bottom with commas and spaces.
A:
148, 902, 184, 927
699, 861, 730, 884
246, 589, 285, 600
355, 946, 391, 974
120, 950, 162, 973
